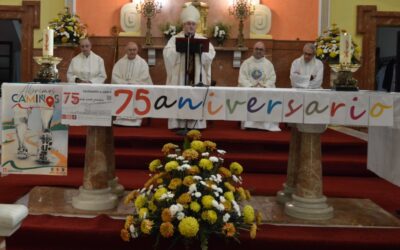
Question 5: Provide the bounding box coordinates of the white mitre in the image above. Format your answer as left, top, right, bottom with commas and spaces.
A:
180, 5, 200, 24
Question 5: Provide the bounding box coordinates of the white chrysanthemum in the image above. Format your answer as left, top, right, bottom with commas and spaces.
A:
223, 213, 231, 222
214, 191, 220, 197
231, 200, 241, 216
193, 176, 202, 181
188, 183, 197, 193
219, 196, 226, 203
217, 149, 226, 155
194, 192, 202, 198
209, 156, 219, 163
202, 152, 210, 157
176, 212, 185, 220
167, 154, 177, 158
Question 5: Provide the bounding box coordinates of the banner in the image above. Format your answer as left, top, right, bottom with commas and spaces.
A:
1, 83, 68, 176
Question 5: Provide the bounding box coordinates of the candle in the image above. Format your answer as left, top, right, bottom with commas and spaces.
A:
43, 27, 54, 57
339, 32, 352, 64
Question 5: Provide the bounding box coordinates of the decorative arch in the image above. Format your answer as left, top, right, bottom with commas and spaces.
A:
0, 1, 40, 82
357, 5, 400, 90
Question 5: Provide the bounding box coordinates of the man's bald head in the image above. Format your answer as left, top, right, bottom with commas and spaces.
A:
253, 42, 266, 59
126, 42, 138, 60
79, 38, 92, 57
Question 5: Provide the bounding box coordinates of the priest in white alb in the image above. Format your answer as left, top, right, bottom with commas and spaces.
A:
290, 43, 324, 89
111, 41, 153, 126
238, 41, 280, 131
67, 38, 107, 84
163, 5, 216, 130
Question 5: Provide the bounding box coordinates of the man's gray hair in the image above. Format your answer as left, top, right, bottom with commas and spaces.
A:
303, 43, 316, 52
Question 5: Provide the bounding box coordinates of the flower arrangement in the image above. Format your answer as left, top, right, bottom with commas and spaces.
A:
49, 7, 87, 45
160, 22, 182, 40
121, 130, 260, 250
211, 22, 230, 46
315, 24, 360, 64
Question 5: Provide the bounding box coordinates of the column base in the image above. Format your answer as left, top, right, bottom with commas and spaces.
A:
276, 183, 295, 205
284, 194, 333, 220
108, 177, 125, 197
72, 187, 118, 211
0, 237, 5, 250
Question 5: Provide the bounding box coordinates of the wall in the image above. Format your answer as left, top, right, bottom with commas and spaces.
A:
77, 0, 319, 40
1, 0, 65, 49
330, 0, 400, 49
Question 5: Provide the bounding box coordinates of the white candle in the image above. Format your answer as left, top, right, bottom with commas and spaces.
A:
42, 27, 54, 57
339, 32, 352, 64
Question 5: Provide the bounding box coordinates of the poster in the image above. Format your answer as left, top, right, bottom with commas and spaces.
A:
1, 83, 68, 176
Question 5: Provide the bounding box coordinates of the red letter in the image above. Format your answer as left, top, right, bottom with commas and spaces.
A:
134, 88, 151, 116
285, 99, 302, 117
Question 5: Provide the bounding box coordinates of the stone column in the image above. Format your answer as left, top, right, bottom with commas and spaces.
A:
72, 127, 118, 211
107, 126, 124, 197
285, 124, 333, 220
276, 126, 300, 204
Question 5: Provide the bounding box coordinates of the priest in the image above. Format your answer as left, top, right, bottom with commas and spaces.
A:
290, 43, 324, 89
163, 5, 216, 130
111, 41, 153, 126
67, 38, 107, 84
238, 41, 280, 131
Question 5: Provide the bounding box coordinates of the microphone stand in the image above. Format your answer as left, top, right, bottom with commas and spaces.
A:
176, 33, 192, 136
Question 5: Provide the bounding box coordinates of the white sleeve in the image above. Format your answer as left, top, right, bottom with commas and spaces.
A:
139, 60, 153, 85
238, 61, 252, 87
163, 36, 180, 79
91, 58, 107, 84
308, 60, 324, 89
290, 59, 310, 88
111, 61, 126, 85
260, 60, 276, 88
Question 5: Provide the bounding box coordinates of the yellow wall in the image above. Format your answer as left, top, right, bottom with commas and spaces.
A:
331, 0, 400, 49
1, 0, 65, 48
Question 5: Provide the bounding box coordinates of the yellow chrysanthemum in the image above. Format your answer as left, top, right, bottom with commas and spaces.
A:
237, 187, 247, 201
124, 190, 139, 205
224, 191, 234, 202
329, 51, 337, 58
201, 195, 214, 209
160, 222, 174, 238
190, 201, 201, 212
218, 167, 232, 178
229, 162, 243, 175
182, 149, 199, 160
156, 178, 164, 185
177, 192, 192, 205
178, 217, 199, 238
140, 219, 154, 234
149, 159, 161, 172
199, 158, 213, 171
186, 130, 202, 140
245, 189, 252, 200
187, 165, 200, 175
161, 143, 178, 155
161, 208, 172, 222
222, 223, 236, 237
134, 195, 147, 210
191, 140, 206, 153
250, 223, 257, 239
201, 210, 217, 224
168, 178, 182, 190
139, 207, 149, 219
154, 187, 168, 201
224, 182, 236, 192
183, 176, 195, 186
243, 205, 255, 224
124, 215, 134, 230
316, 48, 323, 57
165, 161, 179, 172
61, 36, 69, 43
148, 199, 157, 212
204, 140, 217, 151
222, 200, 232, 211
120, 228, 130, 242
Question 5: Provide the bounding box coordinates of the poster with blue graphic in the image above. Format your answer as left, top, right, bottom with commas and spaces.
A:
1, 83, 68, 176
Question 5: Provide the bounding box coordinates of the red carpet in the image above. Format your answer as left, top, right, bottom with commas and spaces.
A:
1, 119, 400, 249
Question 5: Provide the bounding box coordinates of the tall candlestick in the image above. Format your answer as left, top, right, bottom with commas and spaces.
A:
43, 27, 54, 57
339, 32, 351, 64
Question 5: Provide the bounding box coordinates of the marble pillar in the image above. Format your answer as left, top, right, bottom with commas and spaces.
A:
276, 126, 300, 204
107, 126, 124, 197
72, 127, 118, 211
285, 124, 333, 220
